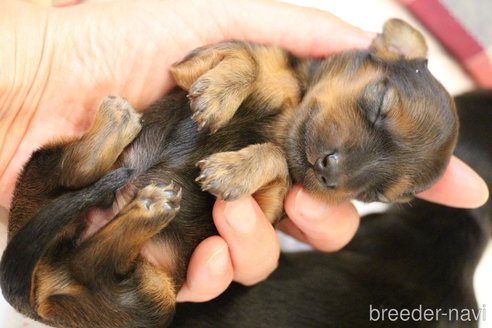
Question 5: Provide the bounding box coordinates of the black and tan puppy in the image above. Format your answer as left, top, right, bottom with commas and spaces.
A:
173, 90, 492, 328
0, 19, 457, 328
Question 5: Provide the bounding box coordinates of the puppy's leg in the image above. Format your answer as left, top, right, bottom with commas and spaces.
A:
69, 182, 181, 281
35, 262, 175, 328
196, 143, 289, 223
9, 96, 141, 235
34, 182, 181, 326
171, 42, 301, 133
170, 42, 256, 133
0, 169, 132, 321
59, 96, 142, 188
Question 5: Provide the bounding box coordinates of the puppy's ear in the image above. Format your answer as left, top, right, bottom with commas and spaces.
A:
370, 18, 428, 60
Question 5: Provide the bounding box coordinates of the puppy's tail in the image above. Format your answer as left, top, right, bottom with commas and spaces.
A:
0, 168, 132, 319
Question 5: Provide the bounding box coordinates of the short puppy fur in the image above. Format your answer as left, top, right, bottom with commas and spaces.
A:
173, 90, 492, 328
0, 19, 457, 328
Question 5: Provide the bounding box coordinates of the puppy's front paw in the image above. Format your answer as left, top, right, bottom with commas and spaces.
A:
196, 152, 252, 201
132, 182, 182, 221
188, 77, 247, 133
171, 42, 256, 134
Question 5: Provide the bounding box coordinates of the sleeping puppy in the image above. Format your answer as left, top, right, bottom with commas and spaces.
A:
0, 19, 457, 328
172, 90, 492, 328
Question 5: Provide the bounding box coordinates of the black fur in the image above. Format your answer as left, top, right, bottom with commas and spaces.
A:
0, 90, 286, 327
0, 168, 132, 319
0, 33, 464, 327
122, 90, 284, 285
172, 90, 492, 328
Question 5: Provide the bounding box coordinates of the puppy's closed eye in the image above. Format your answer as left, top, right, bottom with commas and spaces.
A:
358, 80, 392, 127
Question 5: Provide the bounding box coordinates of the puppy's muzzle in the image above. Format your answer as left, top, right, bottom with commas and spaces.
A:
314, 152, 340, 189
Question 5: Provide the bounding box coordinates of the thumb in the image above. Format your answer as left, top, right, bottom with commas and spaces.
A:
281, 184, 360, 251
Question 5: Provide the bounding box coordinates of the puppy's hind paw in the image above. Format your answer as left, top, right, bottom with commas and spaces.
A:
133, 182, 182, 222
98, 96, 142, 144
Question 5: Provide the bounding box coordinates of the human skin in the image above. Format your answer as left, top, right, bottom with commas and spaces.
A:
0, 0, 488, 303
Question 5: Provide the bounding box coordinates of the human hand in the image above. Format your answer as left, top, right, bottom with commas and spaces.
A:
0, 0, 488, 304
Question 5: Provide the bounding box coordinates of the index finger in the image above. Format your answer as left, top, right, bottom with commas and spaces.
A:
210, 0, 374, 57
417, 156, 489, 208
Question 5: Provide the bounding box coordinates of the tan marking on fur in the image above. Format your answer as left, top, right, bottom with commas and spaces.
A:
171, 42, 257, 132
33, 261, 82, 319
60, 96, 141, 188
305, 72, 378, 159
252, 46, 301, 110
253, 179, 290, 224
171, 43, 300, 133
297, 69, 382, 202
171, 42, 253, 90
72, 183, 180, 279
197, 143, 289, 222
383, 175, 413, 203
138, 261, 176, 311
370, 18, 428, 60
141, 240, 178, 275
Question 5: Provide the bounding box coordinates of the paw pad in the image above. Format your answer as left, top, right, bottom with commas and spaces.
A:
137, 182, 182, 214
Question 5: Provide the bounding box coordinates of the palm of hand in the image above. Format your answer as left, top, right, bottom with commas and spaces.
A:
0, 0, 223, 207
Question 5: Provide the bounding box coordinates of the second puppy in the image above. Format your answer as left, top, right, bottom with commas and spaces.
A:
1, 19, 457, 328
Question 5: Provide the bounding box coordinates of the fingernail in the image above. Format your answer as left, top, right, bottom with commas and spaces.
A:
294, 188, 329, 221
206, 244, 229, 275
224, 197, 256, 233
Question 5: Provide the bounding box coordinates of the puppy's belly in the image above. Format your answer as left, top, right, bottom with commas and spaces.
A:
80, 183, 176, 273
80, 183, 135, 240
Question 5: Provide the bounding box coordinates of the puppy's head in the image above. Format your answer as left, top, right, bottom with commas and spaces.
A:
288, 19, 458, 203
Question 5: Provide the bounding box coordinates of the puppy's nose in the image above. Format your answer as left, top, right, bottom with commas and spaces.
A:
314, 152, 339, 189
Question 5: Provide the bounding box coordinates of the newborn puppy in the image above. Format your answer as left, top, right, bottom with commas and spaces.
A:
0, 19, 457, 328
173, 90, 492, 328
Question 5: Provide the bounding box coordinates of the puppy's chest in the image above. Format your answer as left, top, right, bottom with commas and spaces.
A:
115, 92, 285, 269
122, 91, 284, 177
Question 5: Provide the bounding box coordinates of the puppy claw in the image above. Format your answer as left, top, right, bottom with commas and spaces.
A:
134, 183, 182, 219
186, 73, 246, 134
190, 106, 204, 118
187, 92, 199, 100
196, 159, 207, 169
163, 203, 175, 212
170, 187, 183, 205
199, 120, 208, 131
195, 152, 251, 200
142, 198, 152, 210
222, 191, 231, 201
195, 175, 206, 183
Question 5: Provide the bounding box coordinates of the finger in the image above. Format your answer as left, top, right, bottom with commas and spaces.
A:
417, 156, 489, 208
176, 236, 233, 302
212, 196, 280, 286
212, 0, 374, 56
283, 185, 360, 252
277, 217, 309, 245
